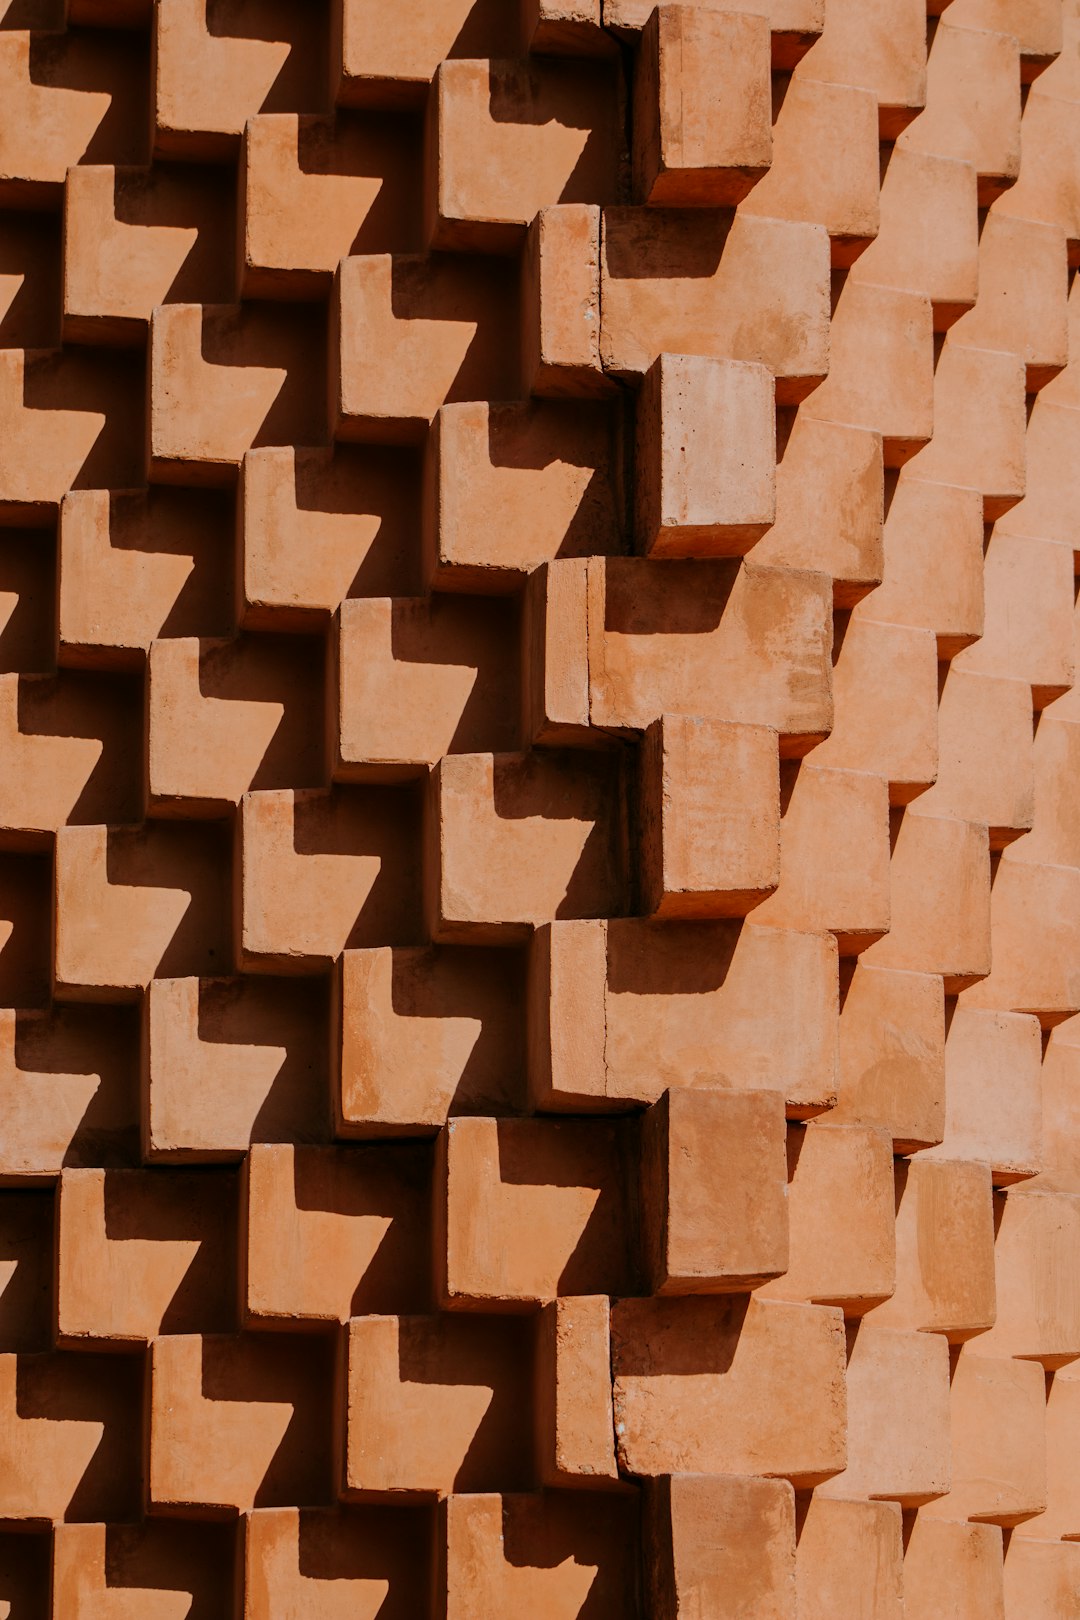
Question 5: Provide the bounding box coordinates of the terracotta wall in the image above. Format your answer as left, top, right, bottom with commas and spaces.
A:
0, 0, 1079, 1614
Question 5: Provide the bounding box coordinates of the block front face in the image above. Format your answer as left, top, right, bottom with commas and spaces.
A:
0, 2, 1076, 1617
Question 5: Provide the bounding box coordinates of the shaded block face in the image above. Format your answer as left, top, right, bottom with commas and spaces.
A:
244, 1505, 433, 1620
54, 1520, 237, 1620
795, 1496, 903, 1620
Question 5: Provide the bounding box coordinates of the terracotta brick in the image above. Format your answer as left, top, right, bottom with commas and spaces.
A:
645, 1473, 796, 1620
903, 1518, 1005, 1620
791, 0, 927, 136
244, 1505, 431, 1620
606, 0, 824, 68
0, 1350, 140, 1522
54, 1520, 235, 1620
534, 1295, 618, 1485
1016, 1359, 1080, 1541
864, 476, 984, 659
332, 0, 521, 107
862, 809, 992, 992
852, 147, 979, 329
902, 19, 1021, 203
872, 1157, 996, 1339
1003, 1537, 1080, 1620
979, 1185, 1080, 1366
810, 616, 939, 803
921, 1350, 1047, 1526
795, 1497, 904, 1620
834, 962, 946, 1150
917, 669, 1034, 846
925, 1006, 1043, 1182
522, 204, 608, 397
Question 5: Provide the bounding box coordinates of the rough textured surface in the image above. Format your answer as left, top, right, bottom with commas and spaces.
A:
0, 0, 1078, 1614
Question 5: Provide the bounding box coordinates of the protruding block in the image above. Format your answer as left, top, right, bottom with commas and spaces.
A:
795, 1497, 904, 1620
534, 1295, 618, 1486
834, 962, 946, 1151
979, 1185, 1080, 1366
522, 204, 609, 397
244, 1505, 430, 1620
903, 1519, 1005, 1620
921, 1351, 1047, 1526
871, 1157, 996, 1339
645, 1473, 796, 1620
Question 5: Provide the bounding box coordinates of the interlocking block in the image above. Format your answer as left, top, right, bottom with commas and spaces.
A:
57, 1165, 235, 1344
605, 0, 824, 69
862, 809, 991, 992
529, 917, 838, 1117
758, 1122, 896, 1313
436, 1114, 632, 1307
150, 302, 324, 484
635, 353, 775, 557
928, 1007, 1043, 1182
638, 715, 780, 918
816, 1324, 951, 1506
425, 398, 622, 589
980, 1185, 1080, 1366
444, 1491, 639, 1618
336, 944, 522, 1135
244, 1505, 430, 1620
834, 962, 946, 1150
345, 1314, 534, 1497
150, 1332, 333, 1514
584, 557, 834, 753
331, 252, 516, 442
903, 1518, 1005, 1620
427, 56, 619, 250
0, 28, 146, 205
241, 113, 420, 297
244, 1141, 430, 1325
633, 7, 771, 207
154, 0, 321, 159
962, 856, 1080, 1024
522, 204, 609, 397
0, 1004, 135, 1184
640, 1087, 788, 1293
752, 763, 892, 954
955, 0, 1062, 79
149, 633, 324, 812
55, 821, 228, 998
145, 975, 327, 1160
866, 476, 984, 659
952, 213, 1069, 392
644, 1474, 796, 1620
903, 19, 1021, 203
600, 209, 831, 401
0, 1350, 139, 1523
238, 785, 420, 970
919, 669, 1034, 846
332, 0, 521, 107
740, 78, 880, 265
54, 1521, 234, 1620
924, 1350, 1048, 1526
425, 749, 626, 943
789, 0, 926, 136
240, 444, 420, 628
794, 1497, 903, 1620
534, 1295, 619, 1485
1003, 1537, 1080, 1620
803, 281, 935, 466
906, 341, 1027, 518
751, 417, 884, 606
331, 595, 518, 781
810, 617, 939, 804
610, 1295, 847, 1485
872, 1157, 996, 1339
60, 487, 232, 667
850, 147, 978, 328
956, 532, 1075, 707
64, 164, 234, 344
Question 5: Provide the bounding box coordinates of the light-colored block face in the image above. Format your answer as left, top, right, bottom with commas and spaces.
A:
795, 1497, 904, 1620
649, 1474, 796, 1620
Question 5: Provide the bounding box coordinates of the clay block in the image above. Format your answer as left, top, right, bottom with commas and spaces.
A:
60, 487, 232, 668
918, 669, 1034, 846
336, 944, 523, 1135
751, 763, 892, 955
437, 1114, 632, 1306
241, 112, 420, 297
956, 533, 1075, 707
862, 809, 992, 992
0, 213, 60, 352
752, 416, 883, 606
149, 633, 324, 811
0, 851, 51, 1009
1041, 1016, 1080, 1193
1017, 713, 1080, 870
240, 444, 420, 627
149, 1332, 334, 1513
601, 208, 831, 402
902, 1517, 1005, 1620
345, 1313, 534, 1497
529, 917, 838, 1117
331, 252, 516, 443
816, 1324, 951, 1505
57, 1165, 236, 1343
979, 1185, 1080, 1366
928, 1007, 1043, 1182
951, 212, 1069, 391
758, 1122, 896, 1313
145, 974, 328, 1160
525, 0, 611, 57
332, 0, 521, 107
55, 821, 229, 998
741, 77, 880, 265
1016, 1359, 1080, 1540
1003, 1537, 1080, 1620
443, 1490, 639, 1618
635, 352, 776, 556
795, 1497, 904, 1620
810, 616, 939, 803
852, 146, 979, 328
534, 1295, 618, 1485
0, 1350, 140, 1522
633, 7, 772, 207
638, 715, 780, 918
521, 204, 608, 397
54, 1520, 235, 1620
244, 1504, 432, 1620
904, 19, 1021, 203
586, 557, 834, 752
0, 672, 119, 842
640, 1087, 789, 1293
922, 1350, 1047, 1526
522, 558, 592, 744
872, 1157, 996, 1339
787, 0, 926, 136
428, 56, 620, 250
610, 1295, 847, 1485
150, 302, 325, 484
0, 1190, 52, 1354
426, 398, 622, 590
244, 1141, 430, 1323
905, 341, 1027, 518
866, 476, 984, 659
64, 163, 235, 344
834, 962, 946, 1150
962, 856, 1080, 1024
331, 595, 518, 779
238, 786, 421, 970
645, 1473, 796, 1620
605, 0, 824, 68
425, 749, 626, 943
